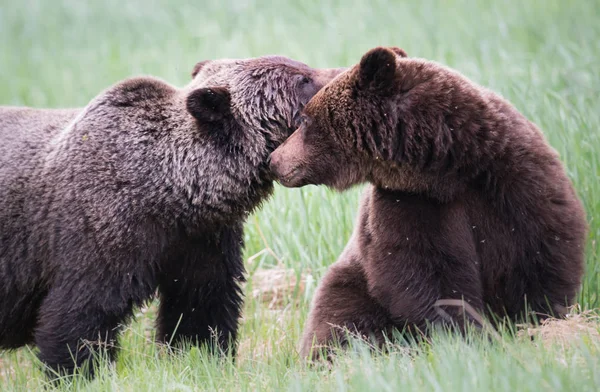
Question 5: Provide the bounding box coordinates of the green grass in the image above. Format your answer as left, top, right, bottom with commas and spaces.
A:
1, 0, 600, 390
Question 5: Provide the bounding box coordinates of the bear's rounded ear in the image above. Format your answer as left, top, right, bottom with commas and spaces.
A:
358, 47, 398, 93
387, 47, 408, 58
186, 87, 231, 123
191, 60, 210, 79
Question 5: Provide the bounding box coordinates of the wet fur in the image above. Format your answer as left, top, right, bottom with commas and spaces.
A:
0, 57, 343, 377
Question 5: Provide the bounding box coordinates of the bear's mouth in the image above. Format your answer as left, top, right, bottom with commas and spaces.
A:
280, 165, 303, 183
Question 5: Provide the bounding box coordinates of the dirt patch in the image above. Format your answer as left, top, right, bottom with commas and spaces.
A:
518, 307, 600, 348
247, 267, 312, 310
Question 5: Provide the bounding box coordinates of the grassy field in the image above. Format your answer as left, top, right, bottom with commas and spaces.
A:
1, 0, 600, 390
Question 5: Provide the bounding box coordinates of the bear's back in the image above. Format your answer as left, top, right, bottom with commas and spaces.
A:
0, 107, 81, 290
0, 107, 80, 177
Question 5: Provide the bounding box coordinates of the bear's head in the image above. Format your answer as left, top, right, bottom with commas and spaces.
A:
269, 47, 408, 191
185, 56, 346, 152
154, 55, 347, 224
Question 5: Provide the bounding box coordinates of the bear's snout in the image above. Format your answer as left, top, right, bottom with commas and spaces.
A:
269, 132, 308, 188
268, 149, 290, 179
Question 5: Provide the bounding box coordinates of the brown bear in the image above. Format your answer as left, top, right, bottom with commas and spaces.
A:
0, 56, 344, 378
269, 47, 587, 358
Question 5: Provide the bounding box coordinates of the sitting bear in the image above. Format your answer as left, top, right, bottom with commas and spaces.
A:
0, 56, 344, 377
269, 47, 587, 358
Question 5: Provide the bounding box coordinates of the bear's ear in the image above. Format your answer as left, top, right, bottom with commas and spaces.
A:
357, 47, 398, 93
191, 60, 210, 79
387, 47, 408, 58
186, 87, 231, 123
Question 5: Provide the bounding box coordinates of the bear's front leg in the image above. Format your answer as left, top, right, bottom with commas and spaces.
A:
368, 236, 485, 335
364, 191, 486, 335
157, 226, 245, 357
34, 281, 133, 379
157, 272, 244, 356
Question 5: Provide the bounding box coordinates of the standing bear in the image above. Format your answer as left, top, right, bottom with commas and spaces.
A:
0, 55, 344, 377
269, 47, 587, 358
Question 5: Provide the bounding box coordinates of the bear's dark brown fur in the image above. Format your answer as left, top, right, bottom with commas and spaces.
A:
0, 56, 344, 378
269, 47, 587, 358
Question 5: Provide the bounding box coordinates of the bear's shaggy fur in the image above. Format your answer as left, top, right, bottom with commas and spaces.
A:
0, 56, 343, 377
269, 47, 587, 358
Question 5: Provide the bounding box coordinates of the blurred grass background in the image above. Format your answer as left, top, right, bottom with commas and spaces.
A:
1, 0, 599, 390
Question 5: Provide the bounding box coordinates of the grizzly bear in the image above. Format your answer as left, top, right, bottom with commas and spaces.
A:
0, 55, 344, 377
269, 47, 587, 358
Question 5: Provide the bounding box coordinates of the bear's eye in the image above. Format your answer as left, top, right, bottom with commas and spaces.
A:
298, 76, 311, 85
